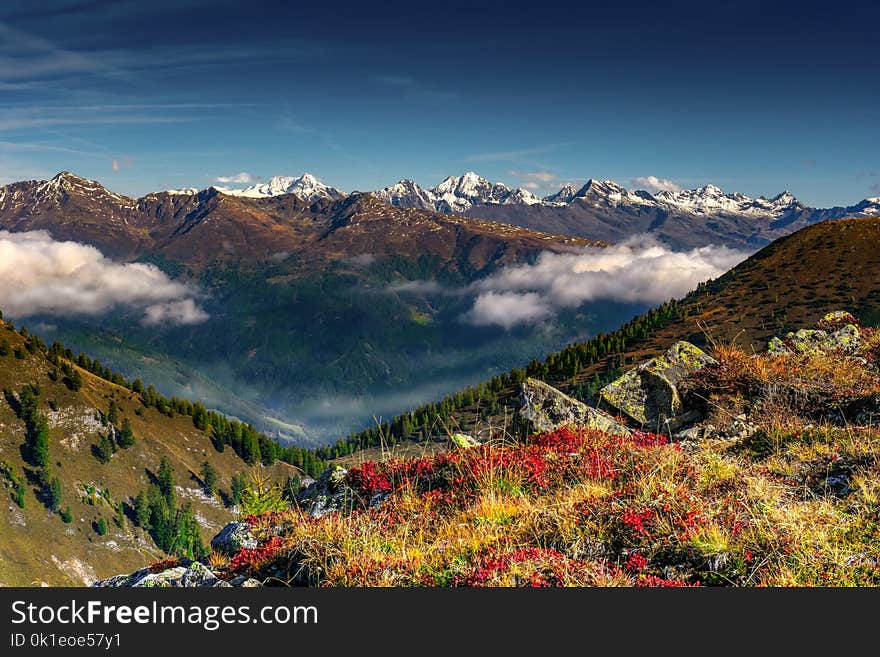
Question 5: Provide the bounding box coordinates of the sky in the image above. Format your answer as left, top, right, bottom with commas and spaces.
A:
0, 0, 877, 207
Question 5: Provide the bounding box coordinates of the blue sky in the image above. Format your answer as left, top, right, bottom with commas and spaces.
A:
0, 0, 877, 206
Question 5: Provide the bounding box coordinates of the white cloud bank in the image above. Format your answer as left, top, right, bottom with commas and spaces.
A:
0, 230, 208, 325
632, 176, 683, 193
464, 236, 748, 329
215, 171, 253, 184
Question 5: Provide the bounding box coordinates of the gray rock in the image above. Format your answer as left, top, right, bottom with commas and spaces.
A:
229, 575, 263, 587
211, 521, 259, 555
767, 321, 861, 356
297, 465, 357, 518
93, 561, 231, 588
767, 336, 793, 356
599, 341, 716, 434
825, 324, 861, 354
720, 417, 759, 442
519, 378, 630, 436
673, 424, 717, 442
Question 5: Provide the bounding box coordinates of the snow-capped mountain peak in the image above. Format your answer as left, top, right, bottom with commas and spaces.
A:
372, 179, 435, 210
543, 184, 579, 205
217, 173, 346, 202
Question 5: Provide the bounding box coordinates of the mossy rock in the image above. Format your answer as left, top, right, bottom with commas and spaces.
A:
519, 378, 630, 436
599, 341, 716, 433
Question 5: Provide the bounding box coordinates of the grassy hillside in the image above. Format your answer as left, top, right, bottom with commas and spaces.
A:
0, 317, 299, 586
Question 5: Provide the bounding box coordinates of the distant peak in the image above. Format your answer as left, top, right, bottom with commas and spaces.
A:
771, 190, 798, 204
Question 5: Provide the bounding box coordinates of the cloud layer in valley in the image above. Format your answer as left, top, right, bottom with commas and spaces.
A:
0, 230, 208, 325
464, 236, 748, 329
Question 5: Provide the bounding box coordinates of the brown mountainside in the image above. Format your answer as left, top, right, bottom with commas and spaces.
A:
0, 318, 296, 586
0, 172, 599, 271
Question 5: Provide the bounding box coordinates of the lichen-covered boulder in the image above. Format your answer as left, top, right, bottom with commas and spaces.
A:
519, 378, 630, 436
450, 432, 480, 448
825, 324, 861, 354
297, 465, 356, 518
599, 341, 716, 434
92, 561, 231, 588
767, 319, 861, 356
816, 311, 860, 332
211, 521, 259, 555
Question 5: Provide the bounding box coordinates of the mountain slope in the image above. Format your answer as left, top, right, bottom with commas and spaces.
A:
0, 316, 300, 586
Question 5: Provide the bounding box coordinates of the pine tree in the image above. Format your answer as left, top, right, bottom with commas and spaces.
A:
200, 460, 218, 495
0, 339, 9, 356
94, 433, 114, 464
134, 491, 150, 529
60, 506, 72, 523
48, 476, 62, 512
113, 502, 125, 528
116, 418, 135, 449
67, 369, 83, 391
157, 457, 174, 504
107, 399, 119, 427
230, 473, 246, 506
31, 418, 51, 469
95, 518, 107, 536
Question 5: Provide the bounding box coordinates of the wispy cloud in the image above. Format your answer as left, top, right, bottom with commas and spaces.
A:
371, 74, 458, 102
465, 143, 570, 164
215, 171, 254, 184
0, 112, 189, 132
508, 170, 560, 190
374, 75, 415, 87
631, 175, 683, 193
111, 155, 133, 172
0, 22, 107, 82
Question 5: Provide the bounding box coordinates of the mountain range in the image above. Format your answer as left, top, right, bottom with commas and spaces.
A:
186, 171, 880, 250
0, 172, 606, 444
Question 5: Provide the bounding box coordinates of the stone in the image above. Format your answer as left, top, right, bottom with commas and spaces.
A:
450, 432, 480, 448
825, 324, 861, 354
767, 320, 861, 356
817, 310, 860, 331
767, 336, 793, 356
93, 561, 231, 588
211, 521, 259, 555
229, 575, 263, 587
297, 465, 357, 518
519, 378, 630, 436
599, 341, 716, 433
673, 424, 717, 442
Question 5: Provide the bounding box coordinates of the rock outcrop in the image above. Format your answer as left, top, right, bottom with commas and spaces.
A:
519, 378, 630, 436
768, 312, 862, 356
93, 561, 238, 588
296, 465, 358, 518
210, 521, 259, 555
599, 341, 716, 434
